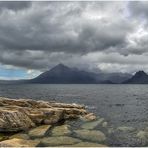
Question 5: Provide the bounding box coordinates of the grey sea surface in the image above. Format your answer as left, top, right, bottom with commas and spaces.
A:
0, 84, 148, 146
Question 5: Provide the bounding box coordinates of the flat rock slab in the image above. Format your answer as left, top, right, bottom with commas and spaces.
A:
0, 138, 40, 147
52, 124, 71, 136
28, 125, 51, 138
81, 118, 104, 130
72, 142, 108, 147
40, 136, 81, 146
75, 129, 106, 143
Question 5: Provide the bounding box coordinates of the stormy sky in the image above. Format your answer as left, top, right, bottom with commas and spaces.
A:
0, 1, 148, 79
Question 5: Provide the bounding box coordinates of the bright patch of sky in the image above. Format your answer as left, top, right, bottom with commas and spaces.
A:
0, 65, 40, 80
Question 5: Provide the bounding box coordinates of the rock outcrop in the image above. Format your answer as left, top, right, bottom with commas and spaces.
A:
0, 97, 96, 132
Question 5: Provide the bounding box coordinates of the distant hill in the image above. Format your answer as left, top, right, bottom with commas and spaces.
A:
95, 72, 132, 83
123, 71, 148, 84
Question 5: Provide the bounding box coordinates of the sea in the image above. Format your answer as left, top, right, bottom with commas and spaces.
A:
0, 84, 148, 146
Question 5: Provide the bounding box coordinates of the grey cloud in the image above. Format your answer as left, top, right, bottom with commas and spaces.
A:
128, 1, 148, 18
0, 2, 133, 53
0, 1, 31, 12
0, 1, 147, 74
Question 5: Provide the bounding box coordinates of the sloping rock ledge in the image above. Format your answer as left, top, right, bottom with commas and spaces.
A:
0, 97, 96, 132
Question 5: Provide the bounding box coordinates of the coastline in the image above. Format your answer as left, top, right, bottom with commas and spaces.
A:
0, 97, 109, 147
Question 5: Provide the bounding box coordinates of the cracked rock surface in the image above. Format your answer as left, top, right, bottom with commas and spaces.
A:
0, 97, 96, 132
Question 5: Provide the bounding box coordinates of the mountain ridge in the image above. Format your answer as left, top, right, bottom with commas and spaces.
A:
2, 64, 148, 84
29, 64, 130, 84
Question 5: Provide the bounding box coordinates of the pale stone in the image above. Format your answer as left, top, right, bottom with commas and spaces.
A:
28, 125, 51, 138
108, 128, 114, 134
49, 102, 85, 109
136, 130, 148, 145
82, 113, 96, 121
9, 133, 30, 140
72, 142, 108, 147
0, 138, 40, 147
117, 126, 135, 132
75, 129, 106, 142
136, 131, 146, 139
41, 136, 81, 146
102, 122, 108, 128
52, 124, 71, 136
81, 118, 104, 130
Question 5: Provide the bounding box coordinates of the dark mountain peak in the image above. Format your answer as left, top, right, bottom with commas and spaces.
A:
31, 63, 98, 84
50, 63, 70, 72
123, 70, 148, 84
134, 70, 147, 77
53, 63, 69, 69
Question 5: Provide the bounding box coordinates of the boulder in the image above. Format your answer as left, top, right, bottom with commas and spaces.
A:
75, 129, 106, 143
40, 136, 81, 146
52, 124, 71, 136
28, 125, 51, 138
0, 138, 40, 147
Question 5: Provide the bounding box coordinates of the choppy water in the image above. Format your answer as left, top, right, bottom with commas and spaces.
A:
0, 84, 148, 146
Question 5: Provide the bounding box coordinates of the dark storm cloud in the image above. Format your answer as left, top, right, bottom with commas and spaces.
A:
0, 1, 148, 73
0, 1, 31, 11
0, 1, 132, 53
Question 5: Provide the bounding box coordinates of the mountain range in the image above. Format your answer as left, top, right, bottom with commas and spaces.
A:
29, 64, 132, 84
1, 64, 148, 84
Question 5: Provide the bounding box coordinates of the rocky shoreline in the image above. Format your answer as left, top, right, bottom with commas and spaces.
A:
0, 97, 108, 147
0, 97, 147, 147
0, 97, 96, 132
